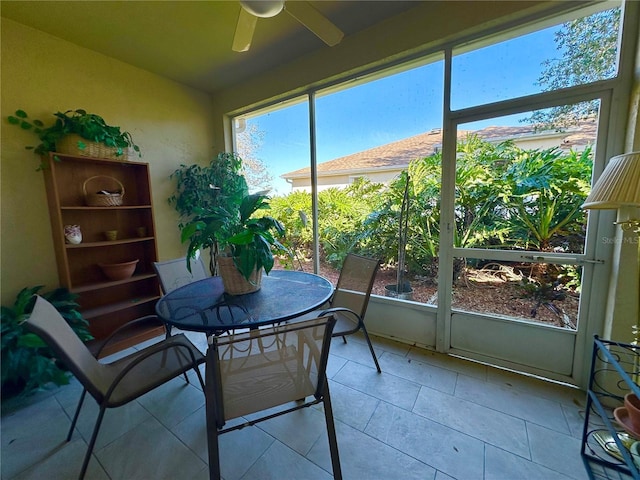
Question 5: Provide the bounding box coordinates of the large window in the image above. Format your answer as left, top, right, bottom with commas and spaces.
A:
451, 7, 620, 110
232, 3, 622, 327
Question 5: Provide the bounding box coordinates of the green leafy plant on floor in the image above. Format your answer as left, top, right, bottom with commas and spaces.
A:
1, 286, 92, 399
6, 109, 140, 169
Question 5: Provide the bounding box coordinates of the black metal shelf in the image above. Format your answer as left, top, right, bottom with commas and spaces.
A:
582, 336, 640, 479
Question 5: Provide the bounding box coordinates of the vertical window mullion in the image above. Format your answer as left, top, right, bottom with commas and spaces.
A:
437, 47, 455, 351
308, 91, 320, 274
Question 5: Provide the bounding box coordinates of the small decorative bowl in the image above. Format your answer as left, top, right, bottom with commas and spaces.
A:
104, 230, 118, 241
98, 259, 139, 281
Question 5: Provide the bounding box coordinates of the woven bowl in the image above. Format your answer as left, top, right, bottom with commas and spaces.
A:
98, 259, 138, 281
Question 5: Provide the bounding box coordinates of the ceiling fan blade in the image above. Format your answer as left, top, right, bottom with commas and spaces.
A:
232, 7, 258, 52
285, 2, 344, 47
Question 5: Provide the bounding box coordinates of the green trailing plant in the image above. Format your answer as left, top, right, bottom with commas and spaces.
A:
181, 192, 289, 281
266, 137, 591, 295
6, 109, 140, 169
1, 286, 92, 399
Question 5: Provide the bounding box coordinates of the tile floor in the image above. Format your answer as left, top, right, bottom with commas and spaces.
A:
1, 331, 590, 480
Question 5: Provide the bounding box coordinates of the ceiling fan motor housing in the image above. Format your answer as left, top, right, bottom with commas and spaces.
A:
240, 0, 285, 18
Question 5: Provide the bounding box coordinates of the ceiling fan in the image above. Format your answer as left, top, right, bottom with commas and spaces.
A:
233, 0, 344, 52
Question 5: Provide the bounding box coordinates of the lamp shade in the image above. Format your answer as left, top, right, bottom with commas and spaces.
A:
582, 151, 640, 209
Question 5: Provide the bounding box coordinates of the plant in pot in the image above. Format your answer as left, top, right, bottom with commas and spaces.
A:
169, 152, 250, 275
6, 109, 140, 169
382, 172, 413, 300
181, 192, 290, 295
1, 286, 92, 399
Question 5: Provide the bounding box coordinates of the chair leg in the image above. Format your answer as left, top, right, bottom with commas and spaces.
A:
205, 347, 221, 480
322, 386, 342, 480
193, 363, 206, 391
341, 335, 347, 344
78, 404, 107, 480
67, 388, 88, 441
360, 325, 381, 373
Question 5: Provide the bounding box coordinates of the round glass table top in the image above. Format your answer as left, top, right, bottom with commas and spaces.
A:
155, 270, 333, 334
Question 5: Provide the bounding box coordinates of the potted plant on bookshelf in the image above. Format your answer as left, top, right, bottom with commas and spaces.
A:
181, 191, 289, 295
6, 109, 140, 169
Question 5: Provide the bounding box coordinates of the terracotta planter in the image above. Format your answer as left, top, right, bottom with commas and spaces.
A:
625, 393, 640, 430
217, 256, 262, 295
98, 259, 138, 281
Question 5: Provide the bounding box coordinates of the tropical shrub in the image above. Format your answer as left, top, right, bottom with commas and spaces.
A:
1, 286, 92, 399
270, 179, 384, 267
363, 167, 440, 273
268, 190, 313, 265
318, 179, 384, 266
498, 146, 592, 251
269, 137, 592, 286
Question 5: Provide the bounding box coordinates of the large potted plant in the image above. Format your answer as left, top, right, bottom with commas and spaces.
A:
7, 109, 140, 169
170, 152, 289, 294
169, 152, 249, 275
181, 191, 289, 294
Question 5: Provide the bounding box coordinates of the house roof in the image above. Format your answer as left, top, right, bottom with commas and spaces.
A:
281, 120, 598, 179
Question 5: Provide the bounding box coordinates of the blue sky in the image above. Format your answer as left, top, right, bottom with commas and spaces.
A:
242, 20, 575, 194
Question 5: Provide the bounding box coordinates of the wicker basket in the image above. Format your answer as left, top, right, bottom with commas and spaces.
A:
218, 256, 262, 295
57, 133, 133, 161
83, 175, 125, 207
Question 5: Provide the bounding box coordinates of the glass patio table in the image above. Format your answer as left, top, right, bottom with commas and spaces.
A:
155, 269, 334, 335
155, 269, 334, 480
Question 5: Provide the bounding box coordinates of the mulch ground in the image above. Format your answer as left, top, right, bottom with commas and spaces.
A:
286, 259, 579, 329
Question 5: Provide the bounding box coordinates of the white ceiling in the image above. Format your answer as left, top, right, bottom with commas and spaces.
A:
0, 1, 420, 94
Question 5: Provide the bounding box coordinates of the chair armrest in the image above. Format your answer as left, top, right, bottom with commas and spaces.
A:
318, 307, 361, 322
105, 336, 202, 402
94, 315, 164, 358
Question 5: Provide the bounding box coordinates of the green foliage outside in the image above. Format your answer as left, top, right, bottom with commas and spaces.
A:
1, 286, 92, 399
269, 179, 384, 268
525, 7, 620, 128
269, 137, 593, 284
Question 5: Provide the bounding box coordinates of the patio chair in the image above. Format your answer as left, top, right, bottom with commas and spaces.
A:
153, 255, 208, 294
321, 253, 382, 372
26, 296, 206, 480
206, 315, 342, 480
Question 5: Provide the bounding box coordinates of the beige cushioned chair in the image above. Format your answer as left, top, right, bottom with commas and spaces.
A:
205, 315, 342, 480
26, 295, 206, 480
321, 253, 381, 372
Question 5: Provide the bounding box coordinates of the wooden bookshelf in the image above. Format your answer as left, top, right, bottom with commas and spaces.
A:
42, 152, 164, 357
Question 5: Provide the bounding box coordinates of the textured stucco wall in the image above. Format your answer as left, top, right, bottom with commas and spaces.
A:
1, 18, 215, 305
